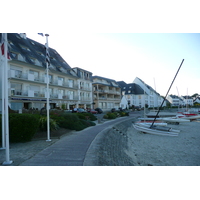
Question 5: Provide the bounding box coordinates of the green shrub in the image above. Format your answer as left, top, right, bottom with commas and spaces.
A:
51, 113, 95, 131
8, 114, 40, 142
39, 116, 59, 131
104, 112, 117, 119
118, 111, 129, 117
103, 114, 108, 119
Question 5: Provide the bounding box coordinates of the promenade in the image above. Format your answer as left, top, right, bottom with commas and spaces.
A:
8, 112, 139, 166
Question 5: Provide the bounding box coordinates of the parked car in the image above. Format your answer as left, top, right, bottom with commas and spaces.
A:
87, 109, 98, 114
72, 108, 87, 113
95, 108, 103, 114
134, 106, 141, 111
111, 108, 116, 112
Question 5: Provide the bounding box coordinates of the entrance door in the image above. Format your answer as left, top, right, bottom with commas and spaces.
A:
24, 102, 30, 109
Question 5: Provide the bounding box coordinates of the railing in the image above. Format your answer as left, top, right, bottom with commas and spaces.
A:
9, 70, 79, 89
80, 86, 92, 91
80, 97, 92, 101
10, 89, 80, 101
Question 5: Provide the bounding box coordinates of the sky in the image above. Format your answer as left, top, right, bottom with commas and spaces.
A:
2, 0, 200, 97
26, 33, 200, 96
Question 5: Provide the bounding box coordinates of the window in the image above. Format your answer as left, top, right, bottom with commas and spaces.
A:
80, 71, 84, 78
11, 82, 22, 95
11, 69, 22, 78
29, 57, 35, 63
30, 70, 39, 80
37, 52, 44, 56
8, 41, 14, 46
20, 45, 30, 51
68, 79, 73, 87
58, 89, 64, 95
10, 52, 18, 59
58, 77, 64, 81
58, 77, 64, 86
16, 35, 21, 39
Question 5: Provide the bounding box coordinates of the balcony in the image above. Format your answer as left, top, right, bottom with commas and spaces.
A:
9, 70, 79, 89
80, 97, 92, 101
80, 86, 92, 91
10, 89, 79, 101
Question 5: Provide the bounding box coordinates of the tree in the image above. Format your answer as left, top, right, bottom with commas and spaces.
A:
191, 93, 199, 98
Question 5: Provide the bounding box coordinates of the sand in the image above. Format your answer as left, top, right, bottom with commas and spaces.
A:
125, 120, 200, 166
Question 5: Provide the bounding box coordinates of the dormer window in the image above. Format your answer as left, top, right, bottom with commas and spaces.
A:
10, 52, 18, 59
16, 35, 21, 39
20, 45, 30, 51
30, 41, 35, 45
8, 41, 14, 46
29, 57, 35, 63
37, 51, 44, 57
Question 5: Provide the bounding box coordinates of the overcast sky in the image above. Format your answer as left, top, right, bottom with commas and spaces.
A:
26, 32, 200, 96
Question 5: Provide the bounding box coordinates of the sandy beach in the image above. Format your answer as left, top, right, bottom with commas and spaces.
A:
126, 120, 200, 166
95, 117, 200, 166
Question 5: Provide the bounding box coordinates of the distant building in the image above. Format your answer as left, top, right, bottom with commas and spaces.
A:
92, 76, 121, 111
193, 96, 200, 104
166, 95, 184, 107
117, 81, 144, 108
181, 95, 194, 106
133, 77, 166, 108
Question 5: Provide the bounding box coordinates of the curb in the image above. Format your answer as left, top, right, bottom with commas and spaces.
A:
83, 117, 135, 166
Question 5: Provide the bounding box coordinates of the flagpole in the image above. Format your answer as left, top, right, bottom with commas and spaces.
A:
0, 34, 5, 150
45, 34, 51, 142
3, 33, 12, 165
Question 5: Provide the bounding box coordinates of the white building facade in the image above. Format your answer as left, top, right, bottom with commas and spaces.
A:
133, 77, 166, 108
0, 33, 93, 112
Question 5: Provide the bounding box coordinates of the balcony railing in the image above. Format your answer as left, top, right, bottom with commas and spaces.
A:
10, 89, 79, 101
9, 70, 79, 89
80, 86, 92, 91
94, 89, 120, 95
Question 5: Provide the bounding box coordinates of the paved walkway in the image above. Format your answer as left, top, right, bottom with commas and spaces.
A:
20, 113, 139, 166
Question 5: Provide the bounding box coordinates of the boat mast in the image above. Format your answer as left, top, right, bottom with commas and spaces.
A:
150, 59, 184, 128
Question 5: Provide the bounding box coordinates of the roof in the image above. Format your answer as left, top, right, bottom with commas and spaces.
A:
92, 75, 120, 87
117, 81, 144, 95
181, 95, 193, 99
1, 33, 76, 77
135, 77, 160, 95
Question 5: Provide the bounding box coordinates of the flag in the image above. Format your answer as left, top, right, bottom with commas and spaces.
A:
1, 33, 11, 60
46, 46, 50, 66
38, 33, 44, 36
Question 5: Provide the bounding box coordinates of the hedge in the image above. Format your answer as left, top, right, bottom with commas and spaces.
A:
0, 114, 40, 143
50, 113, 96, 131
